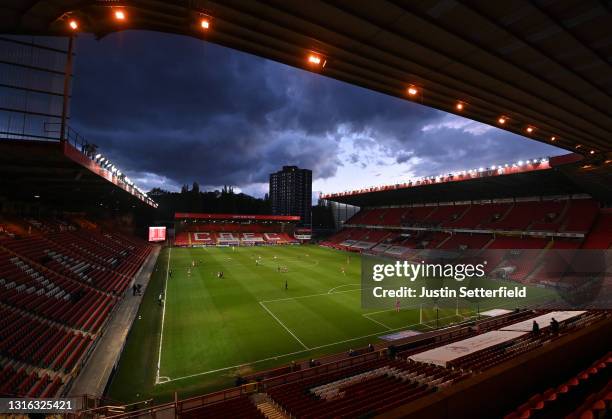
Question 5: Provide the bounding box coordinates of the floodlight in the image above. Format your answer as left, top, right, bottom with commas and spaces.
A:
308, 54, 321, 65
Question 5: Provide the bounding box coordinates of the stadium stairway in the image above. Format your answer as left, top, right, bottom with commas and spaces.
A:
252, 393, 290, 419
180, 395, 266, 419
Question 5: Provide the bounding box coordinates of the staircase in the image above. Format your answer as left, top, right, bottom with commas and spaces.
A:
252, 393, 289, 419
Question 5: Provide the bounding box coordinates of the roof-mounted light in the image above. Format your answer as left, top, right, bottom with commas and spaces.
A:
114, 9, 126, 21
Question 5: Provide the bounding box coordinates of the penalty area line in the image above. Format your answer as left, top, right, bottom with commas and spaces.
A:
260, 287, 365, 304
327, 283, 362, 294
259, 301, 309, 350
156, 301, 516, 386
362, 313, 393, 330
158, 316, 434, 385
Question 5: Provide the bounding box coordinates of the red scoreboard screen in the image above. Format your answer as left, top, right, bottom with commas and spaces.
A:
148, 226, 167, 242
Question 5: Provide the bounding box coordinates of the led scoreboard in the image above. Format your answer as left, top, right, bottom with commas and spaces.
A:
148, 226, 167, 242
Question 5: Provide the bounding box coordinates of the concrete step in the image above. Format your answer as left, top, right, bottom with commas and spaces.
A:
252, 393, 289, 419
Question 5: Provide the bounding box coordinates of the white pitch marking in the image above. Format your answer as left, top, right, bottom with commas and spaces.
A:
155, 247, 171, 384
362, 313, 393, 330
158, 303, 507, 385
157, 306, 492, 385
157, 316, 430, 385
260, 287, 365, 304
327, 283, 361, 294
259, 301, 309, 350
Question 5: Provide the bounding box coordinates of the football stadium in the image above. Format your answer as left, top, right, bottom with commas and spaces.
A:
0, 1, 611, 418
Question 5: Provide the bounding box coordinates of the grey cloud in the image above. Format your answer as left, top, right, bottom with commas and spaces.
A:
70, 30, 564, 195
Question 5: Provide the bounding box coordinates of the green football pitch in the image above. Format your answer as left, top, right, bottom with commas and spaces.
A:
107, 245, 553, 403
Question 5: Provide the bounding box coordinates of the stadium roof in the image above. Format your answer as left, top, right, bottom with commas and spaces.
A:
323, 153, 612, 207
2, 1, 611, 157
0, 140, 158, 209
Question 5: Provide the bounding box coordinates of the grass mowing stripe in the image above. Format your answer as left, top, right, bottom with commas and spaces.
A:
160, 309, 484, 384
109, 245, 553, 403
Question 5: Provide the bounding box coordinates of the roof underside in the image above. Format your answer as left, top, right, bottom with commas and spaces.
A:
0, 140, 155, 210
326, 159, 612, 207
1, 0, 611, 156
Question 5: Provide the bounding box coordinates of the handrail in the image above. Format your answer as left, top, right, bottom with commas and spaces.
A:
77, 398, 153, 416
44, 121, 90, 150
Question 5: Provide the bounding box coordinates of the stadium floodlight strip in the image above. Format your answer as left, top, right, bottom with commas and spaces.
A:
93, 153, 156, 206
322, 156, 551, 198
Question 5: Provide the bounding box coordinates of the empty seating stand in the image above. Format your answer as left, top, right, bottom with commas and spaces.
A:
323, 199, 601, 252
0, 223, 152, 398
504, 352, 611, 419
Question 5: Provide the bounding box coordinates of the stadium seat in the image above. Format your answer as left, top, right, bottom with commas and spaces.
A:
0, 219, 152, 398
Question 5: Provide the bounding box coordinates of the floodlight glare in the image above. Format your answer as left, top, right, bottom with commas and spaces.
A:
308, 54, 321, 65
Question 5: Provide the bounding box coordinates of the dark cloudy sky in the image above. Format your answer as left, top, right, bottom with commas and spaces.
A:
71, 31, 564, 199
